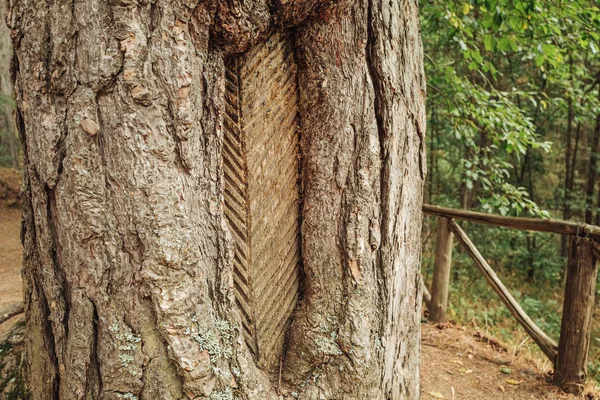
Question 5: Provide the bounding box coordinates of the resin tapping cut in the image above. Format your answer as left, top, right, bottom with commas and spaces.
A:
223, 31, 301, 370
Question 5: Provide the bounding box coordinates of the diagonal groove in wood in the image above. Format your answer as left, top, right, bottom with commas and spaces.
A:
222, 55, 258, 359
223, 31, 301, 370
243, 74, 297, 135
240, 35, 289, 81
257, 249, 300, 315
249, 148, 299, 234
252, 202, 300, 280
255, 226, 300, 293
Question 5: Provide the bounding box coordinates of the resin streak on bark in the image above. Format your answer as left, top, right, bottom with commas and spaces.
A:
223, 31, 301, 370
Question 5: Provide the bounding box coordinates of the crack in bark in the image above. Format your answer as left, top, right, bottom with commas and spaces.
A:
88, 297, 102, 397
365, 0, 389, 332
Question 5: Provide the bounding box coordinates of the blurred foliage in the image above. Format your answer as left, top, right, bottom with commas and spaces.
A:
421, 0, 600, 386
0, 93, 18, 169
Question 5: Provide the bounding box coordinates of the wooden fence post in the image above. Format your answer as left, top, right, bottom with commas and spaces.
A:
555, 236, 599, 394
429, 217, 454, 322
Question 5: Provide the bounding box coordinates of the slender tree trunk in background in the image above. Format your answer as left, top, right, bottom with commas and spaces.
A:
570, 121, 581, 194
561, 59, 575, 256
525, 148, 536, 282
460, 180, 470, 210
7, 0, 426, 398
427, 104, 437, 204
585, 86, 600, 225
469, 130, 488, 210
0, 0, 19, 168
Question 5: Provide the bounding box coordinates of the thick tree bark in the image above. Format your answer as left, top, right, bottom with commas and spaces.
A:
7, 0, 426, 398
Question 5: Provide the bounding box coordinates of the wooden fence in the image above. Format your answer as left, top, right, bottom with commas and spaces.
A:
423, 204, 599, 395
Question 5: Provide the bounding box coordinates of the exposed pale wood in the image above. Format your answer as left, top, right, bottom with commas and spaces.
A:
555, 237, 598, 394
424, 204, 600, 239
447, 219, 558, 362
223, 31, 300, 370
429, 217, 454, 322
0, 303, 24, 324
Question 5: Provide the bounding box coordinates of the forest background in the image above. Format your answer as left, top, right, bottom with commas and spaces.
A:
420, 0, 600, 384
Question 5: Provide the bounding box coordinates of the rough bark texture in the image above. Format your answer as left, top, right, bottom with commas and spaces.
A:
7, 0, 426, 398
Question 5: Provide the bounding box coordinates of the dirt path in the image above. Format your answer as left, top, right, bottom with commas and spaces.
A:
0, 207, 23, 339
421, 323, 598, 399
0, 207, 22, 310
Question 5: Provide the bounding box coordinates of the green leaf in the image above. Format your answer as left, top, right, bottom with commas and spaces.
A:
509, 16, 521, 30
497, 37, 510, 51
484, 35, 495, 52
535, 53, 545, 67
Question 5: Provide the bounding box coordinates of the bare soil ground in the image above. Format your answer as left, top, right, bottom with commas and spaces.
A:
421, 322, 599, 399
0, 207, 22, 339
0, 181, 598, 398
0, 167, 23, 340
0, 167, 20, 209
0, 207, 22, 310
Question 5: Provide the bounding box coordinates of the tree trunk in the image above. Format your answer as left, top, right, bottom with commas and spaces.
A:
7, 0, 426, 398
588, 86, 600, 225
561, 70, 576, 256
0, 0, 19, 168
555, 237, 598, 394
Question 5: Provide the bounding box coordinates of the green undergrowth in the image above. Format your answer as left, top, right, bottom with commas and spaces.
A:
423, 219, 600, 385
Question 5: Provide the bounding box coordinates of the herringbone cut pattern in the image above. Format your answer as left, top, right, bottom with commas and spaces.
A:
223, 31, 301, 370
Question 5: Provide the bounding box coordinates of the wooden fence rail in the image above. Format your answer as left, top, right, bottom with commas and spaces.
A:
448, 219, 558, 362
424, 204, 600, 239
422, 204, 599, 395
